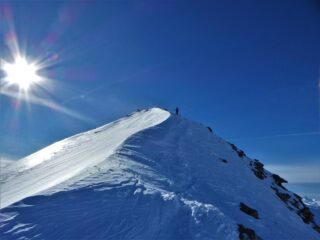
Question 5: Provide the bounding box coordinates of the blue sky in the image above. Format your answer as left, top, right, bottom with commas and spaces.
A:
0, 1, 319, 195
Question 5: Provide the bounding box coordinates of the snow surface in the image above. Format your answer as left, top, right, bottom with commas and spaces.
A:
0, 159, 13, 168
0, 108, 170, 209
0, 108, 319, 239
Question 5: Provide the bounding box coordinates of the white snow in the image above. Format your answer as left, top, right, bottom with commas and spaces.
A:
0, 107, 319, 240
0, 108, 170, 209
0, 159, 14, 168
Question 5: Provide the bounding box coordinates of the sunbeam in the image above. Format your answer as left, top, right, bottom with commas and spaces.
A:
0, 88, 94, 123
0, 3, 94, 124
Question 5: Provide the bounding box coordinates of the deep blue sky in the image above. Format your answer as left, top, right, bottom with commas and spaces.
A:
0, 1, 319, 194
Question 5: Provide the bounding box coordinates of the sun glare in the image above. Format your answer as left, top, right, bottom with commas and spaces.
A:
2, 56, 41, 90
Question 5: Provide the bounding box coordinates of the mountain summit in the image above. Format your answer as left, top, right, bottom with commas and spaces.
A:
1, 108, 319, 239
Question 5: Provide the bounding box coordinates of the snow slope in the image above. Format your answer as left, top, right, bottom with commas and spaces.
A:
0, 108, 319, 240
0, 108, 170, 209
0, 159, 13, 168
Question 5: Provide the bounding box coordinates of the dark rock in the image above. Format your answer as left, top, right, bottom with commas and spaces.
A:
221, 159, 228, 163
271, 186, 290, 203
207, 126, 213, 133
238, 150, 245, 158
229, 142, 238, 151
298, 207, 315, 224
291, 198, 300, 209
251, 160, 266, 180
276, 192, 290, 203
253, 160, 264, 169
270, 186, 320, 233
272, 174, 288, 187
228, 142, 246, 158
238, 224, 263, 240
240, 203, 259, 219
313, 225, 320, 233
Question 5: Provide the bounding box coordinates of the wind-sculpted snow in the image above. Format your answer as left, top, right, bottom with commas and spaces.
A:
0, 108, 170, 209
0, 108, 319, 239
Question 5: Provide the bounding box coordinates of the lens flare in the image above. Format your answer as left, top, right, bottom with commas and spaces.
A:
0, 4, 94, 123
1, 56, 41, 90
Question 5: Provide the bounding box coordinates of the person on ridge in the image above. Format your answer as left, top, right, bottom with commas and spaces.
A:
175, 107, 179, 115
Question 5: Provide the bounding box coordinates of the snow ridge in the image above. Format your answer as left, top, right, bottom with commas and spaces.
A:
0, 108, 170, 209
0, 107, 319, 240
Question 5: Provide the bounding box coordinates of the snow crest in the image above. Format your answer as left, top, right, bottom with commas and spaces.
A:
0, 108, 170, 209
0, 107, 319, 240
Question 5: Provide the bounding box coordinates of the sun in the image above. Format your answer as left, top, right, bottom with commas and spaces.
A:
1, 56, 41, 90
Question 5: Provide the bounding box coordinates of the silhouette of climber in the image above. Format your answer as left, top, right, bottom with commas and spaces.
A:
175, 107, 179, 115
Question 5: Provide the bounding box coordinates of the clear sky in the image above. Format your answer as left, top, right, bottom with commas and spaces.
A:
0, 1, 319, 196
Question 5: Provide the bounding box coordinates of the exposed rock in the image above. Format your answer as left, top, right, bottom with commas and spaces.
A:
276, 192, 291, 203
313, 225, 320, 233
238, 150, 245, 158
221, 159, 228, 163
298, 207, 315, 224
207, 126, 213, 133
271, 186, 290, 204
270, 185, 320, 233
238, 224, 263, 240
291, 198, 300, 209
240, 203, 259, 219
272, 174, 287, 188
228, 142, 246, 158
229, 142, 238, 151
250, 160, 266, 180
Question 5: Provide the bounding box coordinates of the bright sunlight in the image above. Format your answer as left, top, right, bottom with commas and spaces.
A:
1, 56, 41, 90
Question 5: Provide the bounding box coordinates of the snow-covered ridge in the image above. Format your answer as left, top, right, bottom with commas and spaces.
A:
0, 108, 170, 209
0, 107, 319, 240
